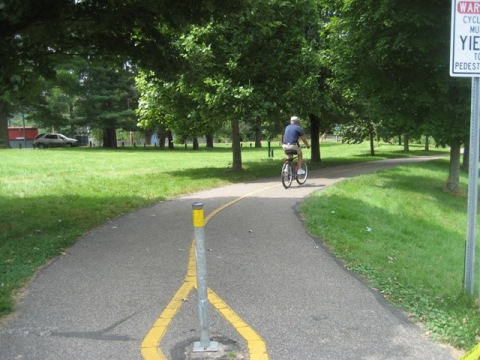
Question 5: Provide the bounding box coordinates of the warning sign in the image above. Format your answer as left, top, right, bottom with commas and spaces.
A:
450, 0, 480, 76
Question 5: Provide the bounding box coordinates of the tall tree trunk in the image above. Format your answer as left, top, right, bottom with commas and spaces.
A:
403, 134, 409, 152
308, 113, 321, 163
103, 127, 117, 148
193, 137, 199, 150
231, 118, 242, 172
158, 127, 166, 149
447, 144, 461, 192
425, 135, 430, 151
168, 131, 174, 149
254, 119, 262, 148
206, 134, 214, 148
462, 143, 469, 171
69, 103, 76, 137
369, 132, 375, 156
144, 130, 153, 145
0, 99, 11, 149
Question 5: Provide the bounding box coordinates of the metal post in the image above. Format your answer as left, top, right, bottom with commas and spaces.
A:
192, 202, 218, 352
464, 77, 480, 295
22, 112, 26, 149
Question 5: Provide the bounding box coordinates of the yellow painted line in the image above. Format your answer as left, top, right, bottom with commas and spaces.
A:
141, 184, 278, 360
208, 288, 269, 359
204, 184, 280, 223
141, 164, 390, 359
141, 281, 194, 359
459, 343, 480, 360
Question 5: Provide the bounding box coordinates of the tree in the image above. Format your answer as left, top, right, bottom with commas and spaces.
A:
338, 105, 378, 156
136, 70, 222, 150
281, 5, 346, 164
136, 72, 169, 148
136, 0, 335, 171
328, 0, 470, 191
29, 59, 84, 135
77, 60, 139, 148
0, 0, 243, 147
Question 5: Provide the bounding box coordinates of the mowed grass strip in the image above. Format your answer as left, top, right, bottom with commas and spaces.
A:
302, 159, 480, 350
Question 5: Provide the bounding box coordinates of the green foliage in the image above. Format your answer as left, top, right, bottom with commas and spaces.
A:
136, 0, 333, 168
28, 58, 84, 134
77, 60, 139, 132
27, 57, 140, 142
338, 117, 375, 145
135, 71, 168, 131
327, 0, 470, 147
0, 0, 245, 146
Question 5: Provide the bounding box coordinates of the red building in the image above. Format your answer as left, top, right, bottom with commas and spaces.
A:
8, 127, 39, 148
8, 127, 38, 140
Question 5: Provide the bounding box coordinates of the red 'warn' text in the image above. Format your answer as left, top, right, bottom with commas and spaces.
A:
458, 2, 480, 13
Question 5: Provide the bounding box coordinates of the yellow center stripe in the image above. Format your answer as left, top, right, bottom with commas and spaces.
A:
141, 184, 279, 360
459, 343, 480, 360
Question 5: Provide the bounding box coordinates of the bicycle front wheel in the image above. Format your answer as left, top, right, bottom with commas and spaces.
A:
281, 162, 293, 189
296, 162, 308, 185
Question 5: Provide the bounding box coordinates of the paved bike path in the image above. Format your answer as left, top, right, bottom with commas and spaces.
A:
0, 157, 461, 360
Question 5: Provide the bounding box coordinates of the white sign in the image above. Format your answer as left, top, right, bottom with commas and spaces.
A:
450, 0, 480, 76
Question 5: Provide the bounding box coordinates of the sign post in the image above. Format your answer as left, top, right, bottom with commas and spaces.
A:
450, 0, 480, 295
465, 77, 480, 295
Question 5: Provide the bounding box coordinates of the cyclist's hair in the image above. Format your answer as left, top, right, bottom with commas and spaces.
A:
290, 116, 300, 124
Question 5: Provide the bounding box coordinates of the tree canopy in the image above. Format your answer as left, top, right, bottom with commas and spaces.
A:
136, 0, 332, 169
327, 0, 471, 191
0, 0, 242, 147
0, 0, 473, 189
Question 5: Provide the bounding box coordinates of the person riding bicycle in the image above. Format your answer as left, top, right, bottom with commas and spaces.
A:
281, 115, 310, 175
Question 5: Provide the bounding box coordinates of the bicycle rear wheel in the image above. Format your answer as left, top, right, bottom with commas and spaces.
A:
281, 162, 293, 189
296, 162, 308, 185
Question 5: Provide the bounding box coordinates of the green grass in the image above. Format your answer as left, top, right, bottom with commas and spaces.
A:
302, 159, 480, 350
3, 140, 473, 351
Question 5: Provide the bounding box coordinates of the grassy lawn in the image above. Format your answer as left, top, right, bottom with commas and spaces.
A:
301, 158, 480, 350
2, 141, 477, 351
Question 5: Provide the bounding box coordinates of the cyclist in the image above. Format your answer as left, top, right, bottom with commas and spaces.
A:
281, 115, 310, 175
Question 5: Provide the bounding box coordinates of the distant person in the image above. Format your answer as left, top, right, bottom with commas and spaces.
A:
282, 116, 310, 175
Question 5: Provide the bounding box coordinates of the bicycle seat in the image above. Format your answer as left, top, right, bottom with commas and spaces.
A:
284, 150, 298, 155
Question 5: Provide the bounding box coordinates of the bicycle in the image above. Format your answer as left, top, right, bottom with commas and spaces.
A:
281, 148, 308, 189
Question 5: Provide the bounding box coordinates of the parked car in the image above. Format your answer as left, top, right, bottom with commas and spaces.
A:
33, 133, 79, 148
